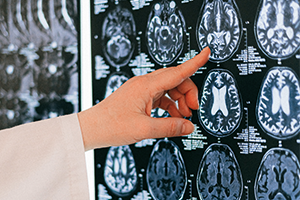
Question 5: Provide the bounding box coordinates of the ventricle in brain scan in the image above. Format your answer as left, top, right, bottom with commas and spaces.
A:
104, 145, 137, 197
147, 139, 187, 200
256, 67, 300, 139
101, 5, 136, 68
197, 143, 243, 200
255, 148, 300, 200
196, 0, 242, 63
146, 0, 186, 65
198, 69, 242, 137
255, 0, 300, 59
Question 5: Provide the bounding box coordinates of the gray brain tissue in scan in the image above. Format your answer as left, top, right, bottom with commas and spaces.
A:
198, 69, 242, 137
196, 0, 242, 63
255, 148, 300, 200
146, 139, 187, 200
256, 67, 300, 139
104, 72, 129, 98
146, 0, 186, 65
104, 145, 137, 197
91, 1, 300, 199
255, 0, 300, 60
101, 5, 136, 69
197, 143, 243, 200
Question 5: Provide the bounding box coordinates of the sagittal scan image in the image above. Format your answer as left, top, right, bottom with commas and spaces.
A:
146, 0, 186, 66
0, 96, 29, 129
197, 143, 243, 200
31, 0, 78, 47
35, 98, 74, 119
255, 148, 300, 200
0, 0, 79, 129
256, 67, 300, 139
0, 53, 28, 93
34, 47, 76, 97
104, 71, 129, 98
255, 0, 300, 60
101, 4, 136, 70
0, 52, 32, 129
104, 145, 138, 197
198, 69, 242, 137
147, 139, 187, 200
196, 0, 242, 63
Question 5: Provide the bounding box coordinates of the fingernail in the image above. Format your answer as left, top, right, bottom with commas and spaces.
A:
201, 46, 211, 57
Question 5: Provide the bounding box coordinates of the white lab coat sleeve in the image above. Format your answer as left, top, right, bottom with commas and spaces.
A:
0, 113, 90, 200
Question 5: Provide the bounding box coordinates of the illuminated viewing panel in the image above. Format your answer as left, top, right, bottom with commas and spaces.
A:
91, 0, 300, 199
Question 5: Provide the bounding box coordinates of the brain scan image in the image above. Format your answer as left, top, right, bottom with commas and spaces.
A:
146, 0, 186, 65
104, 72, 129, 99
197, 143, 243, 200
151, 108, 170, 118
147, 139, 187, 200
255, 0, 300, 60
256, 67, 300, 139
104, 145, 137, 197
101, 5, 136, 69
198, 69, 242, 137
255, 148, 300, 200
196, 0, 242, 63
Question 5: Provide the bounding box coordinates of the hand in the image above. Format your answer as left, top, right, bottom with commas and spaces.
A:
78, 47, 211, 151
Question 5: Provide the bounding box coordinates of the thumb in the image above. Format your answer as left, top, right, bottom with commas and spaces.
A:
148, 117, 195, 139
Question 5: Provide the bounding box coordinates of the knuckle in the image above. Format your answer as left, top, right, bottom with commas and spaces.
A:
168, 120, 179, 137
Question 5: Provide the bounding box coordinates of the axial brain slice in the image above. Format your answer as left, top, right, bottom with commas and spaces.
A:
197, 0, 242, 62
102, 5, 136, 68
256, 67, 300, 139
146, 0, 185, 65
104, 72, 129, 98
255, 0, 300, 59
104, 145, 137, 197
198, 69, 242, 137
255, 148, 300, 200
147, 139, 187, 200
197, 143, 243, 200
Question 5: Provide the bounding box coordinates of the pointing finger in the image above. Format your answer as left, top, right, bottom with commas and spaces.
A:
149, 46, 210, 91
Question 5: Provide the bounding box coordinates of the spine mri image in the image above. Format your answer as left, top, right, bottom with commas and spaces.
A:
0, 0, 78, 128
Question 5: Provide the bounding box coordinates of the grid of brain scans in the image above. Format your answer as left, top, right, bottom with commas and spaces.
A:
0, 0, 79, 129
91, 0, 300, 199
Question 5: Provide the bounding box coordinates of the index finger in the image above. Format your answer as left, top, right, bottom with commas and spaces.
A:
151, 46, 211, 91
177, 46, 211, 79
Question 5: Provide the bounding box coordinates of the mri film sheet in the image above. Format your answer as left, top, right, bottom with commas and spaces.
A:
92, 0, 300, 199
0, 0, 80, 129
